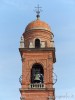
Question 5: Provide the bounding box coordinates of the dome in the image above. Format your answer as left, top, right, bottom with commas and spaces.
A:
25, 19, 51, 32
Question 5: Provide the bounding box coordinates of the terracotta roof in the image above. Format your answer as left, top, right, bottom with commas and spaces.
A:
25, 19, 51, 32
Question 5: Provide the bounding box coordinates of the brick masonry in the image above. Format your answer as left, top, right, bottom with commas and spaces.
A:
19, 19, 56, 100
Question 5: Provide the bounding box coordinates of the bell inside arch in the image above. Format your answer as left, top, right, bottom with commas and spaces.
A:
31, 63, 44, 83
34, 72, 41, 83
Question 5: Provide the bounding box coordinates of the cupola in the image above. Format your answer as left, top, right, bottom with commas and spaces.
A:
21, 18, 54, 49
25, 19, 51, 32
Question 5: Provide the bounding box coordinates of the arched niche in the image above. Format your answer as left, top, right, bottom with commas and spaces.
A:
31, 63, 44, 83
35, 39, 40, 48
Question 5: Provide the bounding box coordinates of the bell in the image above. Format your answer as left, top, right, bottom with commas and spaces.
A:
34, 73, 41, 83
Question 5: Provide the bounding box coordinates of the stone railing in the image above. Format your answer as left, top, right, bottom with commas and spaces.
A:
29, 83, 45, 89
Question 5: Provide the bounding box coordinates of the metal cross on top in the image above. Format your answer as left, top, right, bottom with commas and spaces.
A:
35, 5, 42, 19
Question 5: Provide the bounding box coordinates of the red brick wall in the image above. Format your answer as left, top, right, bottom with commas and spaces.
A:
19, 20, 55, 100
23, 30, 52, 48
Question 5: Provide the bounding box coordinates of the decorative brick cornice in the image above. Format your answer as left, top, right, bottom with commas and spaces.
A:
19, 47, 56, 63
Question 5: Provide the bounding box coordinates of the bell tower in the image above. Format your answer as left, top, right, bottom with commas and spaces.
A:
19, 7, 57, 100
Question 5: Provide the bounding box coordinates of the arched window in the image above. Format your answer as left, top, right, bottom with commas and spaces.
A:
35, 39, 40, 48
31, 63, 44, 83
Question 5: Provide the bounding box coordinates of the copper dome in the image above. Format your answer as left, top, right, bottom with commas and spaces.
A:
25, 19, 51, 32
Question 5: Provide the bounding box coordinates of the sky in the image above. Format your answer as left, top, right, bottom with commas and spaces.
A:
0, 0, 75, 100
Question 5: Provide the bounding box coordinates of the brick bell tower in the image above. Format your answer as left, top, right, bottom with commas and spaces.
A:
19, 6, 57, 100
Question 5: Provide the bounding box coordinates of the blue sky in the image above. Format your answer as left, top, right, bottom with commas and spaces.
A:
0, 0, 75, 100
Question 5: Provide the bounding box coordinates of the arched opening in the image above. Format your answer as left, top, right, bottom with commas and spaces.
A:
31, 63, 44, 83
35, 39, 40, 48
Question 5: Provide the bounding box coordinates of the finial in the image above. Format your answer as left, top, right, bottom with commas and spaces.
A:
35, 4, 42, 19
